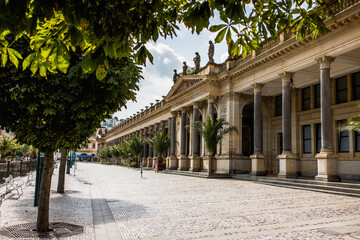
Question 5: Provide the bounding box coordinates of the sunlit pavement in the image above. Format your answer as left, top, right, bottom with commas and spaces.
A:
1, 162, 360, 239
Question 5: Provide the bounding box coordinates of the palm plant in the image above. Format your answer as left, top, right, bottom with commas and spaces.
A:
119, 141, 131, 160
0, 136, 15, 162
128, 136, 143, 167
147, 131, 170, 164
340, 104, 360, 132
20, 144, 31, 158
190, 115, 231, 175
9, 141, 20, 161
29, 146, 37, 159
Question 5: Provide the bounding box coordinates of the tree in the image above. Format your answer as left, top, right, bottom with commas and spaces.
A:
190, 115, 231, 175
0, 36, 141, 232
128, 137, 144, 167
57, 147, 67, 193
0, 136, 14, 162
147, 131, 170, 171
0, 0, 340, 79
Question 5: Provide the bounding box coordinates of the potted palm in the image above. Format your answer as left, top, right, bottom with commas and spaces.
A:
190, 115, 231, 176
147, 131, 170, 172
128, 136, 144, 167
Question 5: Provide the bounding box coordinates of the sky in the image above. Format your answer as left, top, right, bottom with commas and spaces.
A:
113, 19, 228, 120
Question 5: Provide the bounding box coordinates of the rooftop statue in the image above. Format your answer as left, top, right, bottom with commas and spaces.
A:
208, 40, 214, 64
182, 62, 188, 76
193, 52, 200, 73
173, 69, 180, 84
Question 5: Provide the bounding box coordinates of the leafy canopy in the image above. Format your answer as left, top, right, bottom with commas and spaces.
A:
147, 131, 170, 158
0, 0, 339, 79
0, 35, 142, 152
190, 115, 230, 155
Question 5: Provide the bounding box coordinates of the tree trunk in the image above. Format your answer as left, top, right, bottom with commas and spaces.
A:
57, 148, 67, 193
36, 151, 54, 233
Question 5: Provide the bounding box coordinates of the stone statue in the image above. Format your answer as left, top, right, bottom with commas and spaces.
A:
227, 40, 234, 60
182, 62, 188, 75
173, 69, 180, 84
193, 52, 200, 72
208, 40, 214, 64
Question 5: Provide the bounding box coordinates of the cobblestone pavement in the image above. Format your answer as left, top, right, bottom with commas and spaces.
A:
1, 163, 360, 240
86, 163, 360, 240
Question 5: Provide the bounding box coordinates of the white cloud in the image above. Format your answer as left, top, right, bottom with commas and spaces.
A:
163, 57, 172, 65
220, 52, 228, 62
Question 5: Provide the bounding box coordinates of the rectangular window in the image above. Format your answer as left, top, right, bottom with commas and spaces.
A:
338, 120, 349, 152
314, 84, 321, 108
275, 95, 282, 116
336, 76, 348, 104
302, 87, 311, 111
316, 123, 322, 153
355, 131, 360, 152
353, 71, 360, 100
92, 143, 95, 149
303, 125, 312, 153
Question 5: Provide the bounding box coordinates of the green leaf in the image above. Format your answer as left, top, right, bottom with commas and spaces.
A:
96, 65, 108, 80
8, 49, 19, 68
209, 24, 227, 32
214, 27, 227, 43
23, 53, 36, 70
81, 57, 97, 74
103, 43, 115, 58
1, 49, 8, 67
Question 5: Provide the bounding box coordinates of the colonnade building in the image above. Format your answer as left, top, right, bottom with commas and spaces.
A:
101, 1, 360, 181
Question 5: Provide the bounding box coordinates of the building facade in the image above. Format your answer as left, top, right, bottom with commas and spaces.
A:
103, 1, 360, 181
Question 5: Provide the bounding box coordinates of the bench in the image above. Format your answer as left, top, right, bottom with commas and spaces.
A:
26, 171, 34, 185
3, 175, 24, 197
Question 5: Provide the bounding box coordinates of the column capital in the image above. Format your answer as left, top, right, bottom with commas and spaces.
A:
193, 101, 199, 109
207, 95, 216, 103
279, 72, 294, 83
315, 56, 335, 69
251, 83, 264, 93
181, 107, 187, 113
171, 111, 177, 117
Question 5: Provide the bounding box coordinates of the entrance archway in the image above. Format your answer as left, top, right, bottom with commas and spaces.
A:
242, 103, 254, 156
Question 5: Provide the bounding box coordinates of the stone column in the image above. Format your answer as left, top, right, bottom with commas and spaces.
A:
277, 72, 297, 178
153, 123, 159, 167
207, 96, 215, 120
178, 107, 189, 171
250, 83, 266, 176
315, 56, 340, 182
147, 126, 153, 168
168, 112, 178, 170
190, 102, 201, 172
143, 128, 149, 166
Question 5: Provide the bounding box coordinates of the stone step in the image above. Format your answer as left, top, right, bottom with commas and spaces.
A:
161, 170, 231, 179
232, 174, 360, 198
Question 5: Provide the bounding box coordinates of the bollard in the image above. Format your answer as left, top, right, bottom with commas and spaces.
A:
20, 160, 23, 177
7, 160, 10, 177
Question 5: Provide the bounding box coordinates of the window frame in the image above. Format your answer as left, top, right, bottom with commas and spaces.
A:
303, 125, 312, 154
314, 83, 321, 108
336, 76, 348, 104
338, 120, 349, 153
315, 123, 321, 153
275, 95, 282, 116
352, 71, 360, 100
302, 87, 311, 111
